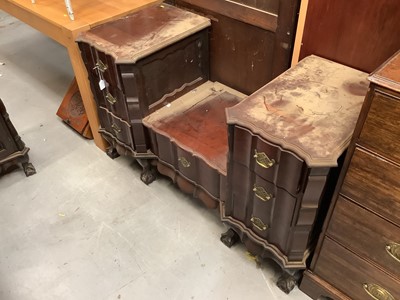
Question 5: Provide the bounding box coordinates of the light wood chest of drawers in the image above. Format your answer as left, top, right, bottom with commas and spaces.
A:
300, 51, 400, 300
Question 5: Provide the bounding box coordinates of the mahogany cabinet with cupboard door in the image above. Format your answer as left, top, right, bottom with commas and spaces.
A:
300, 50, 400, 300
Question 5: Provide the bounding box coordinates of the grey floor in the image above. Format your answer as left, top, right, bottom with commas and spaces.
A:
0, 12, 311, 300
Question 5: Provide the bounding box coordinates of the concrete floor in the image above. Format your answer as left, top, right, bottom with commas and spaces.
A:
0, 12, 312, 300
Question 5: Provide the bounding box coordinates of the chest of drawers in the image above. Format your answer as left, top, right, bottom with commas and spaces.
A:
77, 4, 210, 182
300, 51, 400, 299
221, 55, 369, 293
0, 99, 35, 177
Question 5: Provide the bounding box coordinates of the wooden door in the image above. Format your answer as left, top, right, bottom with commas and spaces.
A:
167, 0, 300, 95
299, 0, 400, 73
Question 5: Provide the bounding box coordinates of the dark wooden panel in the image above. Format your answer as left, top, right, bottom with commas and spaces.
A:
173, 0, 300, 94
341, 147, 400, 227
134, 30, 209, 115
300, 0, 400, 72
174, 0, 278, 31
328, 196, 400, 280
314, 237, 400, 300
300, 270, 351, 300
231, 0, 279, 14
358, 88, 400, 162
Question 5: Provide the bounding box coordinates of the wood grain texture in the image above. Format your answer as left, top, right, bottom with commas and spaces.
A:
314, 237, 400, 300
341, 147, 400, 227
369, 50, 400, 93
327, 196, 400, 280
358, 88, 400, 163
299, 0, 400, 73
173, 0, 300, 95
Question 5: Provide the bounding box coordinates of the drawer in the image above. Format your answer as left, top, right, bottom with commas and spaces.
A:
327, 196, 400, 279
341, 147, 400, 226
98, 107, 134, 149
314, 237, 400, 300
79, 42, 122, 90
176, 146, 196, 180
101, 86, 129, 122
227, 162, 297, 252
155, 133, 220, 198
232, 126, 305, 195
358, 88, 400, 162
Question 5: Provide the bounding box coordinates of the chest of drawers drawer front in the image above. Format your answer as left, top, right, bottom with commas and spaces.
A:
98, 108, 134, 149
153, 132, 220, 198
227, 162, 297, 253
232, 126, 305, 195
358, 88, 400, 162
79, 42, 122, 91
315, 237, 400, 300
327, 196, 400, 279
341, 147, 400, 226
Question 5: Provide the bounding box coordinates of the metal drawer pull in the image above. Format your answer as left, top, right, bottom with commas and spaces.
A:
254, 150, 275, 169
250, 217, 268, 231
253, 185, 273, 202
105, 92, 117, 105
385, 242, 400, 263
363, 283, 394, 300
95, 60, 108, 72
111, 123, 121, 134
178, 157, 191, 168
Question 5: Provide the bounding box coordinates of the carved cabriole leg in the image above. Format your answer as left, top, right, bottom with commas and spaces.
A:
106, 146, 120, 159
276, 269, 302, 294
137, 158, 156, 185
22, 162, 36, 176
220, 228, 240, 248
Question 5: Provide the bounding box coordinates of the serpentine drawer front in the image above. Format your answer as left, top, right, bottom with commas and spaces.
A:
300, 50, 400, 299
223, 55, 368, 272
77, 4, 210, 157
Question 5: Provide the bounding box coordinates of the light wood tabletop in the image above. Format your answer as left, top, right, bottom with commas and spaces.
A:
0, 0, 161, 150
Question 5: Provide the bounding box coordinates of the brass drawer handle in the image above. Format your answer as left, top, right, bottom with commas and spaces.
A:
250, 217, 268, 231
385, 242, 400, 263
363, 283, 394, 300
105, 92, 117, 105
111, 123, 121, 134
254, 149, 275, 169
178, 157, 191, 168
253, 184, 273, 202
95, 59, 108, 72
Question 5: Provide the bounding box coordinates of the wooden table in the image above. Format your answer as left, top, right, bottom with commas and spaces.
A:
0, 0, 160, 150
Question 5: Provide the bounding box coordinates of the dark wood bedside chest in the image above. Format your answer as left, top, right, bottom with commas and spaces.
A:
0, 99, 35, 177
222, 55, 369, 293
77, 3, 210, 184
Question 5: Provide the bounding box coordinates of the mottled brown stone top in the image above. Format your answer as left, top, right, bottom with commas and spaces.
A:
368, 50, 400, 92
226, 55, 369, 167
76, 3, 210, 63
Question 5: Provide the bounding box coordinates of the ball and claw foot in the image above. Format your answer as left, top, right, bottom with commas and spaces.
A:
220, 228, 240, 248
22, 162, 36, 177
106, 147, 120, 159
276, 272, 300, 294
140, 168, 156, 185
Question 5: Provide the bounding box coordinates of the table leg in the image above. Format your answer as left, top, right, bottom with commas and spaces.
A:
66, 40, 107, 151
